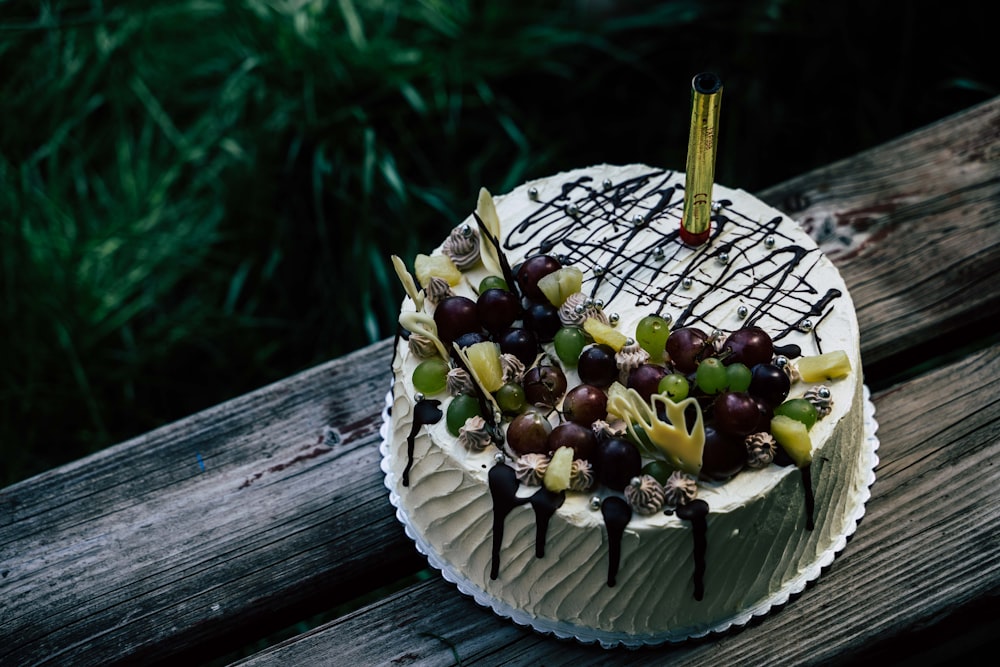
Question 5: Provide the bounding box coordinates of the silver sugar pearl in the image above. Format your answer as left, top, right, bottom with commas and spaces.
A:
663, 313, 673, 326
528, 186, 539, 201
590, 496, 602, 511
737, 305, 749, 319
799, 318, 814, 332
602, 178, 613, 191
574, 303, 586, 314
717, 251, 729, 265
774, 355, 790, 369
626, 337, 635, 346
764, 235, 776, 249
681, 277, 693, 290
593, 266, 605, 277
653, 246, 666, 260
632, 213, 646, 226
584, 297, 595, 308
494, 452, 505, 463
414, 392, 424, 402
568, 204, 580, 218
594, 298, 604, 309
609, 313, 620, 325
557, 254, 570, 265
711, 201, 724, 213
630, 476, 642, 488
817, 386, 832, 399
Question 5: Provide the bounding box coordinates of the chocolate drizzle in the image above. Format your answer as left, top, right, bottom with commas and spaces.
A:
801, 465, 815, 530
601, 496, 632, 587
488, 462, 564, 580
402, 398, 442, 487
677, 499, 710, 601
503, 169, 842, 351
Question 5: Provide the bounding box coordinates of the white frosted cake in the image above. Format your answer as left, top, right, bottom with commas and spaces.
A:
382, 164, 877, 646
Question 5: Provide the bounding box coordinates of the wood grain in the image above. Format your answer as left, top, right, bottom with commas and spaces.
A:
0, 96, 997, 666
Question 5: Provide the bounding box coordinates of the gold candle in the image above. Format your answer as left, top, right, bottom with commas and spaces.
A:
680, 72, 723, 246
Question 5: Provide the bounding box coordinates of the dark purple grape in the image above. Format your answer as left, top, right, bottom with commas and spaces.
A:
497, 327, 539, 366
562, 384, 608, 426
713, 391, 760, 436
748, 363, 791, 407
548, 421, 599, 462
721, 326, 773, 368
477, 288, 521, 334
595, 437, 642, 491
433, 295, 481, 344
522, 365, 567, 407
752, 396, 775, 433
665, 327, 709, 374
627, 363, 668, 401
578, 344, 618, 387
516, 255, 561, 302
506, 410, 552, 456
700, 425, 745, 480
522, 300, 561, 342
451, 331, 490, 362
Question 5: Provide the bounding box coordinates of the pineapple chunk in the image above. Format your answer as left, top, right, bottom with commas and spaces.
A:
797, 350, 851, 383
544, 446, 574, 492
414, 253, 462, 288
771, 415, 813, 467
465, 341, 504, 392
583, 317, 628, 351
537, 267, 584, 307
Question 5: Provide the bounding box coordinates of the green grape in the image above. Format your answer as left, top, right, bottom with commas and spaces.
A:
478, 275, 508, 293
635, 314, 670, 362
642, 460, 675, 485
495, 382, 526, 415
658, 373, 689, 401
774, 398, 819, 430
446, 394, 482, 436
695, 357, 727, 394
412, 357, 449, 395
725, 362, 752, 393
553, 326, 587, 367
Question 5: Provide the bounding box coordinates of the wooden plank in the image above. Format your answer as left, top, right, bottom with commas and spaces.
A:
0, 341, 422, 666
759, 96, 1000, 372
0, 97, 996, 665
228, 341, 1000, 666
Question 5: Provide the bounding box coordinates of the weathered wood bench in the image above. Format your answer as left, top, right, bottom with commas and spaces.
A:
2, 96, 998, 666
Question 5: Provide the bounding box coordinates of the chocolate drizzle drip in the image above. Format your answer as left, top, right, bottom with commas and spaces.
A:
402, 398, 442, 487
488, 462, 564, 580
601, 496, 632, 587
801, 465, 815, 530
677, 499, 710, 601
503, 169, 842, 350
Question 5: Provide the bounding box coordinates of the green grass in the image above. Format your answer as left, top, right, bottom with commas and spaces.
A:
1, 0, 995, 485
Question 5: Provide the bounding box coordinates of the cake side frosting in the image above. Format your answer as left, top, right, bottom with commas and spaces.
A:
386, 164, 866, 641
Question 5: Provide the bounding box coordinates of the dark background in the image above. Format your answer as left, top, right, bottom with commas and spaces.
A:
1, 0, 995, 485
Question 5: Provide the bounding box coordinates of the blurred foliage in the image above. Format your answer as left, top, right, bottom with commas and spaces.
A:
0, 0, 995, 485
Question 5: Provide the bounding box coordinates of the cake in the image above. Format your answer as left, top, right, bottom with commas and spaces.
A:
382, 164, 877, 647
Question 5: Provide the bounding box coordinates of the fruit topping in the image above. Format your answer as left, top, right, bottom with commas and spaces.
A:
495, 382, 527, 415
414, 253, 462, 288
412, 357, 450, 395
497, 327, 539, 367
433, 295, 481, 344
658, 373, 690, 401
595, 437, 643, 491
548, 421, 599, 462
523, 300, 562, 342
721, 326, 773, 368
478, 275, 508, 293
695, 357, 728, 394
507, 410, 553, 456
553, 326, 587, 367
625, 474, 666, 515
665, 327, 710, 374
476, 288, 522, 334
544, 446, 575, 492
797, 350, 851, 382
583, 317, 628, 351
522, 364, 568, 407
634, 314, 671, 362
464, 340, 504, 392
700, 424, 746, 480
725, 362, 752, 393
770, 415, 813, 467
641, 460, 673, 485
562, 384, 609, 426
748, 362, 791, 407
516, 254, 562, 302
606, 383, 705, 476
446, 394, 482, 437
774, 397, 819, 429
578, 344, 619, 387
713, 391, 761, 436
626, 363, 667, 401
537, 266, 584, 307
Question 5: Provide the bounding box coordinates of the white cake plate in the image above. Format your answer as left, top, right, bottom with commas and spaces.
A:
379, 385, 879, 649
